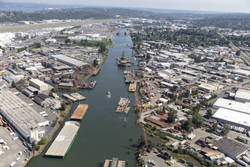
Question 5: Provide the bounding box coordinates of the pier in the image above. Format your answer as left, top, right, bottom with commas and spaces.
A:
70, 93, 86, 101
70, 104, 88, 120
62, 94, 77, 102
128, 83, 136, 92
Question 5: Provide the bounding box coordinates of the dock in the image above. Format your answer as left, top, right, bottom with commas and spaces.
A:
45, 121, 80, 159
70, 93, 86, 101
102, 158, 126, 167
128, 83, 136, 92
70, 104, 88, 120
62, 94, 77, 102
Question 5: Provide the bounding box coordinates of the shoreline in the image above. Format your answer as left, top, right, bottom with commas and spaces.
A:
24, 33, 113, 167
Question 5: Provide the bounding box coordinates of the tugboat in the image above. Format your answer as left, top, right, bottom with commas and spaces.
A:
107, 91, 111, 98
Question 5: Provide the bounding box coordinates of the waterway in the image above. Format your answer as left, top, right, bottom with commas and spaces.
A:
26, 28, 201, 167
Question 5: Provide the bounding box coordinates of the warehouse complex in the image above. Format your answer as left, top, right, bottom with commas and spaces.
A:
0, 90, 49, 142
45, 121, 80, 158
49, 54, 88, 67
30, 79, 49, 91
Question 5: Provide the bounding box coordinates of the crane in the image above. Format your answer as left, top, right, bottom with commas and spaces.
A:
143, 125, 152, 153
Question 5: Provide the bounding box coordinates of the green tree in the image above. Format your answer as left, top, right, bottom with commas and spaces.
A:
99, 43, 107, 53
205, 109, 213, 119
61, 102, 66, 111
213, 123, 218, 131
192, 113, 204, 127
35, 145, 40, 151
236, 50, 241, 56
93, 59, 98, 66
32, 141, 36, 148
40, 137, 47, 145
140, 73, 144, 78
214, 57, 218, 62
222, 124, 230, 136
11, 81, 16, 88
66, 99, 72, 105
35, 42, 41, 48
184, 118, 192, 132
168, 110, 177, 123
12, 63, 16, 69
186, 90, 190, 97
162, 106, 165, 113
65, 38, 71, 44
171, 63, 176, 69
146, 53, 151, 60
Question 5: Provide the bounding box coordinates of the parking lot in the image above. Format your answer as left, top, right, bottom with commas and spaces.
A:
0, 126, 27, 167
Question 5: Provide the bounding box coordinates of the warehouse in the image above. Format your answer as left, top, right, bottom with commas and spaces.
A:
232, 69, 250, 76
212, 98, 250, 115
0, 90, 49, 142
214, 138, 249, 160
234, 89, 250, 103
30, 79, 49, 91
198, 83, 218, 93
49, 54, 88, 67
213, 108, 250, 129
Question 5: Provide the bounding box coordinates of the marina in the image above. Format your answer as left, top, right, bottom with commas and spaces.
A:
45, 121, 80, 159
70, 104, 89, 120
115, 97, 130, 114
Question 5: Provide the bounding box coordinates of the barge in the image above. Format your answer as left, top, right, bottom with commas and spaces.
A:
81, 80, 97, 89
70, 104, 88, 120
115, 97, 130, 114
45, 121, 80, 159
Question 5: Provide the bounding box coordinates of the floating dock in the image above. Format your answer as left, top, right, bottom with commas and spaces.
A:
70, 104, 88, 120
70, 93, 86, 101
62, 94, 77, 102
116, 97, 130, 114
128, 83, 136, 92
45, 121, 80, 158
102, 158, 126, 167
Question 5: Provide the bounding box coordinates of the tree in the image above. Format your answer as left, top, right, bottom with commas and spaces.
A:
220, 58, 224, 62
186, 90, 190, 97
236, 50, 241, 56
147, 53, 151, 60
61, 102, 66, 111
184, 118, 192, 132
171, 63, 176, 69
99, 43, 107, 53
168, 110, 177, 123
213, 123, 218, 131
35, 42, 41, 48
192, 113, 204, 127
40, 137, 47, 145
35, 145, 40, 151
214, 58, 218, 62
66, 99, 72, 105
32, 141, 36, 148
205, 109, 213, 119
65, 38, 71, 44
11, 81, 16, 88
162, 106, 165, 113
12, 63, 16, 69
93, 59, 98, 66
222, 124, 230, 136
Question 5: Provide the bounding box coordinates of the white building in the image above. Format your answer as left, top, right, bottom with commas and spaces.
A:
30, 79, 49, 91
235, 89, 250, 102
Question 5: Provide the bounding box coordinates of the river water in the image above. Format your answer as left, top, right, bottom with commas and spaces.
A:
26, 28, 201, 167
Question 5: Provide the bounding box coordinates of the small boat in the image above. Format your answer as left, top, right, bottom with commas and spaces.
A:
107, 91, 111, 97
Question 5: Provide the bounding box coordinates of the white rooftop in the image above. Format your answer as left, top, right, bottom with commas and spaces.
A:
213, 98, 250, 115
235, 89, 250, 102
213, 108, 250, 127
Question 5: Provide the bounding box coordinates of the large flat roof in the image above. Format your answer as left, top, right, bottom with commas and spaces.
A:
50, 54, 88, 67
235, 89, 250, 102
214, 138, 249, 158
213, 108, 250, 127
0, 90, 47, 136
45, 121, 80, 158
213, 98, 250, 115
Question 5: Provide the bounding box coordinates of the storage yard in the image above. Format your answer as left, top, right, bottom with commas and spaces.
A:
70, 104, 88, 120
45, 121, 80, 158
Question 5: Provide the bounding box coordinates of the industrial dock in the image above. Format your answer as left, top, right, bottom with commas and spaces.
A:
70, 104, 88, 120
128, 83, 136, 92
63, 93, 86, 102
102, 158, 126, 167
81, 80, 97, 89
45, 121, 80, 158
115, 97, 130, 114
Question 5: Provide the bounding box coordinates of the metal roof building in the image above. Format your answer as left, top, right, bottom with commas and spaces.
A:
30, 79, 49, 91
235, 89, 250, 103
49, 54, 88, 67
0, 90, 49, 142
213, 108, 250, 129
213, 98, 250, 115
45, 121, 80, 158
214, 138, 249, 159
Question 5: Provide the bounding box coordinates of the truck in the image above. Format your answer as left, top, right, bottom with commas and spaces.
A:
42, 113, 48, 117
39, 111, 46, 115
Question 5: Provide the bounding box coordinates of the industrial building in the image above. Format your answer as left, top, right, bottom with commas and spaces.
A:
49, 54, 88, 67
234, 89, 250, 103
213, 98, 250, 115
198, 83, 218, 93
45, 121, 80, 158
214, 138, 249, 159
30, 79, 49, 91
212, 108, 250, 129
0, 90, 49, 142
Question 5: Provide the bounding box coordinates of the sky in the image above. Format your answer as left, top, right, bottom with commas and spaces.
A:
3, 0, 250, 13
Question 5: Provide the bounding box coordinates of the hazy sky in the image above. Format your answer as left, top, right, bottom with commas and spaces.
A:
3, 0, 250, 13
